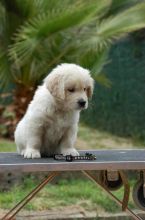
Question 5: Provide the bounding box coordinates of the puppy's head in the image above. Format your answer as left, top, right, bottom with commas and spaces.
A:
44, 63, 94, 111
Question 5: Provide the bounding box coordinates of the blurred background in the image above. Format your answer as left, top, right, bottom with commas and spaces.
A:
1, 0, 145, 143
1, 0, 145, 218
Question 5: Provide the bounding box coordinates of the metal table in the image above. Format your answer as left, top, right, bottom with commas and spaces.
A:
1, 150, 145, 220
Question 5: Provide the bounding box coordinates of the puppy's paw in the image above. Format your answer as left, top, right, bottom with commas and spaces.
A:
61, 148, 79, 156
24, 149, 41, 159
20, 150, 25, 156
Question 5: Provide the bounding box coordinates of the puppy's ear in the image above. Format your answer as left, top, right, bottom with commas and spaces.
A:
45, 73, 65, 100
87, 77, 94, 98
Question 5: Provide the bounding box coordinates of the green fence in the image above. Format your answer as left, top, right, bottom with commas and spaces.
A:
81, 37, 145, 141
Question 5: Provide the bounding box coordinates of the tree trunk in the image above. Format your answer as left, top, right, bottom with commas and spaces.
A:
0, 85, 36, 139
13, 84, 36, 121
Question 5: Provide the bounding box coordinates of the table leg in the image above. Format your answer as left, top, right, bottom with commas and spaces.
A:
82, 170, 142, 220
1, 171, 59, 220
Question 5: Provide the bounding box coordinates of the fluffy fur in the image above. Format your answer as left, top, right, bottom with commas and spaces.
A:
15, 63, 94, 158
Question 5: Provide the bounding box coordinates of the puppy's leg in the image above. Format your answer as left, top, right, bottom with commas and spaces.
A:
24, 143, 41, 159
24, 126, 42, 159
59, 125, 79, 156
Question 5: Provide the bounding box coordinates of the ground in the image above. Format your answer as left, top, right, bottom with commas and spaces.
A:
77, 124, 142, 150
0, 123, 142, 152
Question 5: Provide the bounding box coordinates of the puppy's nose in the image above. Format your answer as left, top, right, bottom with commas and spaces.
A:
78, 99, 86, 108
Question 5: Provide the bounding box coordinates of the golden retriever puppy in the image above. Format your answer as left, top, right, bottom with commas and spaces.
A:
14, 63, 94, 158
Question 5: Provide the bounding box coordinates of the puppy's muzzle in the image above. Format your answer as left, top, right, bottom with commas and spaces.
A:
78, 99, 86, 108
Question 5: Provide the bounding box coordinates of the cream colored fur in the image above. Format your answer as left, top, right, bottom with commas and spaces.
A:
14, 63, 94, 158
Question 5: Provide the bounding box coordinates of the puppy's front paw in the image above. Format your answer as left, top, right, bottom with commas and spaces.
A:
61, 148, 79, 156
24, 149, 41, 159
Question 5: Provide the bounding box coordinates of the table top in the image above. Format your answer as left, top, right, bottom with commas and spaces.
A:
0, 150, 145, 172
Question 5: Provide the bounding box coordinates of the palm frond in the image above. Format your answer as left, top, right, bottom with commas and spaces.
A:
78, 47, 111, 86
90, 49, 110, 75
95, 73, 112, 88
107, 0, 140, 15
8, 0, 111, 65
1, 0, 36, 19
0, 51, 12, 90
99, 2, 145, 37
81, 2, 145, 51
33, 0, 75, 14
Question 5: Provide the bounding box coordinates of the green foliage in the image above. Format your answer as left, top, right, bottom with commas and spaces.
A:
82, 37, 145, 141
1, 0, 145, 90
106, 0, 141, 16
80, 2, 145, 52
0, 0, 110, 88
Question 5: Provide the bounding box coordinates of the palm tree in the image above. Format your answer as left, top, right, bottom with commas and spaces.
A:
0, 0, 111, 117
1, 0, 145, 137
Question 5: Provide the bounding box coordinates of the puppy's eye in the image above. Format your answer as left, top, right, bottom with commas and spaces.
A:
68, 88, 75, 93
84, 88, 86, 91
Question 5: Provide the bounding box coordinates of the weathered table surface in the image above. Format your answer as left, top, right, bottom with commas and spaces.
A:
0, 150, 145, 172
